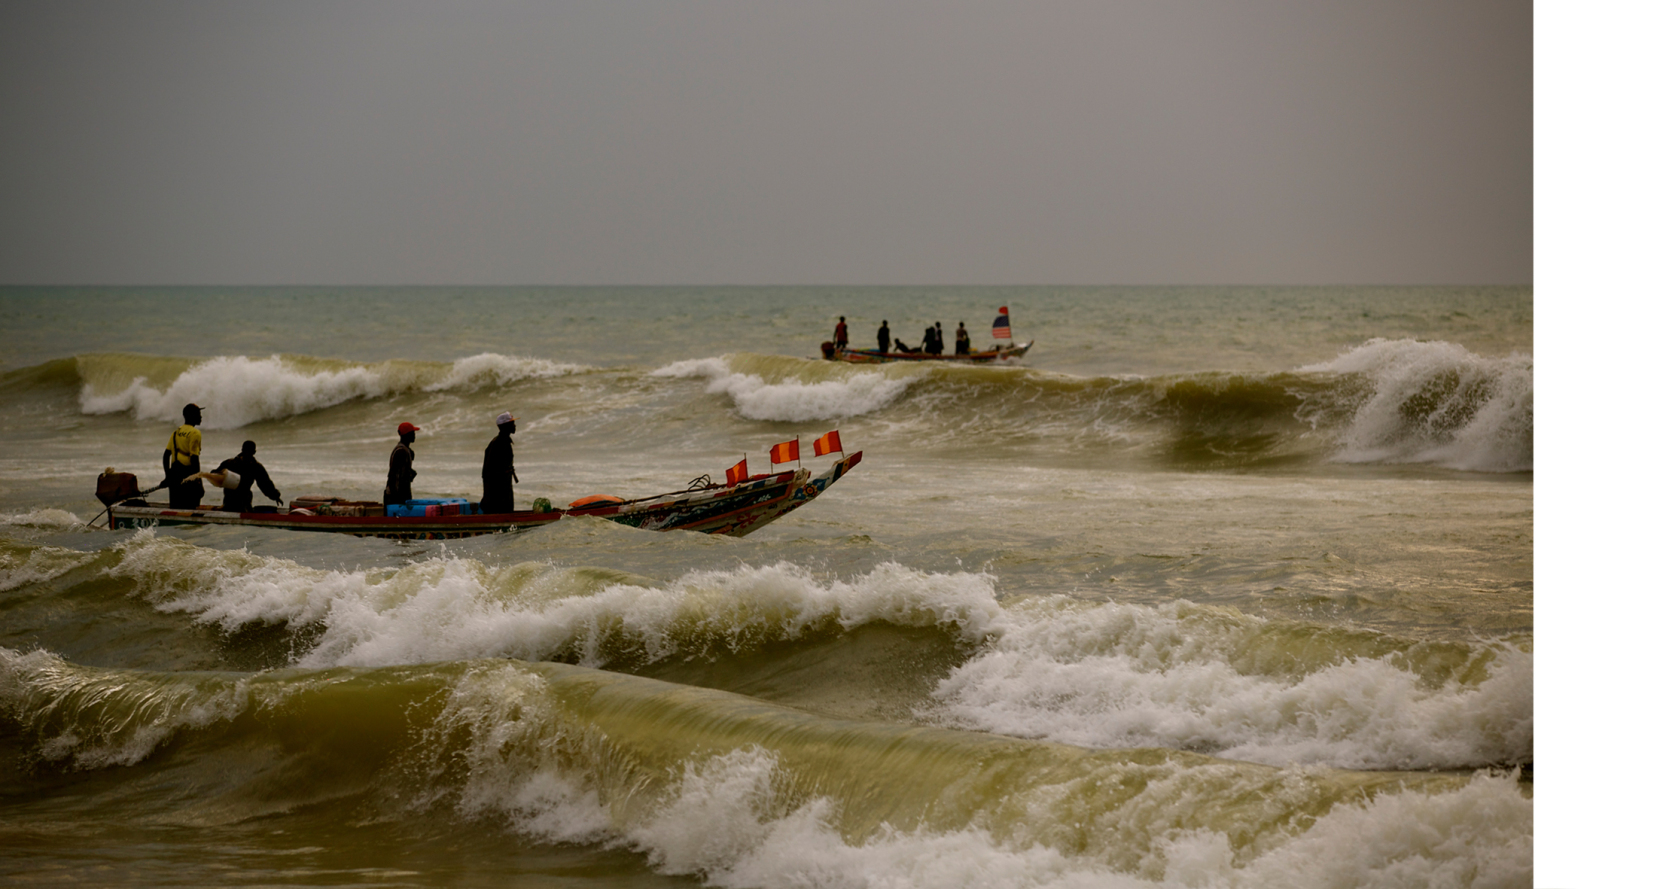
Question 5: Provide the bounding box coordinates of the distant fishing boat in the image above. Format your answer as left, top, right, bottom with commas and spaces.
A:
823, 306, 1032, 363
827, 341, 1034, 364
95, 451, 862, 541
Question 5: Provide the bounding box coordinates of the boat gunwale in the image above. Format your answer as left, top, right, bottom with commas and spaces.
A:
102, 453, 861, 538
831, 340, 1034, 363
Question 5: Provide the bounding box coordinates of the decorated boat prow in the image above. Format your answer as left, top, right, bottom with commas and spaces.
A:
96, 450, 863, 541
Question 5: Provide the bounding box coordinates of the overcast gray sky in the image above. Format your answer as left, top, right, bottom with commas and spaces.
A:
0, 1, 1530, 285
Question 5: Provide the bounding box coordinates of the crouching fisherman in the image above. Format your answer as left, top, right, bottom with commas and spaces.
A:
214, 440, 283, 512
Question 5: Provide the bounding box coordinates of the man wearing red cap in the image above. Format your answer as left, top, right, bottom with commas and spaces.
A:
480, 412, 519, 514
384, 421, 419, 507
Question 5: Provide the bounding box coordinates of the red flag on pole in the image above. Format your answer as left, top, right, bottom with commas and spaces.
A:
812, 430, 843, 456
769, 438, 800, 464
725, 457, 749, 485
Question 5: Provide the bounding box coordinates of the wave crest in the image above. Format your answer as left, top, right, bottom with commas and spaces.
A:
95, 534, 1527, 772
1301, 338, 1532, 472
101, 534, 1001, 669
652, 356, 913, 421
75, 352, 586, 428
0, 647, 251, 769
932, 596, 1532, 770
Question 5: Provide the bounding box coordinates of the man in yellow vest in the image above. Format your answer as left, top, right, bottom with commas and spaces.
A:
162, 403, 205, 509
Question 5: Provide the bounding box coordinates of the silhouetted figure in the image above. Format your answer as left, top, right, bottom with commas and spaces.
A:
877, 321, 890, 353
833, 316, 848, 351
384, 422, 419, 506
955, 322, 971, 355
215, 440, 282, 512
481, 412, 520, 514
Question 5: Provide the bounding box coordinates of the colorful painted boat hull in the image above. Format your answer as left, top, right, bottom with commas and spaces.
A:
832, 341, 1033, 363
107, 452, 862, 540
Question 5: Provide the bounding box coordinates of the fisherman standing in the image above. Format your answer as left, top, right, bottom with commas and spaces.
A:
877, 320, 890, 354
214, 440, 282, 512
480, 412, 520, 514
833, 316, 849, 352
923, 322, 944, 356
162, 403, 205, 509
955, 322, 971, 355
384, 422, 419, 507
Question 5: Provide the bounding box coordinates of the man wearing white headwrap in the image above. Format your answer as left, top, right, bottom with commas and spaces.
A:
481, 411, 520, 514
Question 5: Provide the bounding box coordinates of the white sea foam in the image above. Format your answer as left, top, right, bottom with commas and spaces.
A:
0, 508, 87, 530
103, 535, 1003, 670
103, 535, 1527, 773
430, 665, 1531, 888
652, 357, 913, 421
80, 355, 396, 428
426, 353, 586, 391
622, 745, 1133, 888
78, 353, 587, 428
931, 597, 1532, 770
1302, 339, 1532, 472
636, 757, 1531, 889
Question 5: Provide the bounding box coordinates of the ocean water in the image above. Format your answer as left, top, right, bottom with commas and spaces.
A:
0, 286, 1532, 888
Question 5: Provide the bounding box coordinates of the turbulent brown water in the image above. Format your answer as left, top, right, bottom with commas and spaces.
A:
0, 286, 1531, 887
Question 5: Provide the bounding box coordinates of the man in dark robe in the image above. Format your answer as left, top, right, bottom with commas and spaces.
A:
481, 412, 520, 514
877, 320, 890, 353
384, 422, 419, 506
214, 440, 282, 512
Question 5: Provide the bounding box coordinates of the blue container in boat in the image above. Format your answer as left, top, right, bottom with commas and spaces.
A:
386, 498, 471, 517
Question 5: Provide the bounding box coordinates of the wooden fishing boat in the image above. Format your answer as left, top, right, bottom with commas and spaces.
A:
100, 451, 862, 540
828, 341, 1034, 364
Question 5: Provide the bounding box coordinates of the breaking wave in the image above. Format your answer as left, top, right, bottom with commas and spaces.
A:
652, 356, 915, 422
0, 649, 1532, 888
1299, 338, 1532, 472
73, 352, 587, 428
93, 533, 1529, 771
655, 341, 1533, 472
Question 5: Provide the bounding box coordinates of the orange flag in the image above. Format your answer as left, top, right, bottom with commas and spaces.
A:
769, 438, 800, 464
726, 458, 749, 485
812, 430, 843, 456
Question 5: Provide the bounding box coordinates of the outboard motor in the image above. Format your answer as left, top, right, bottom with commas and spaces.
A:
95, 469, 140, 506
